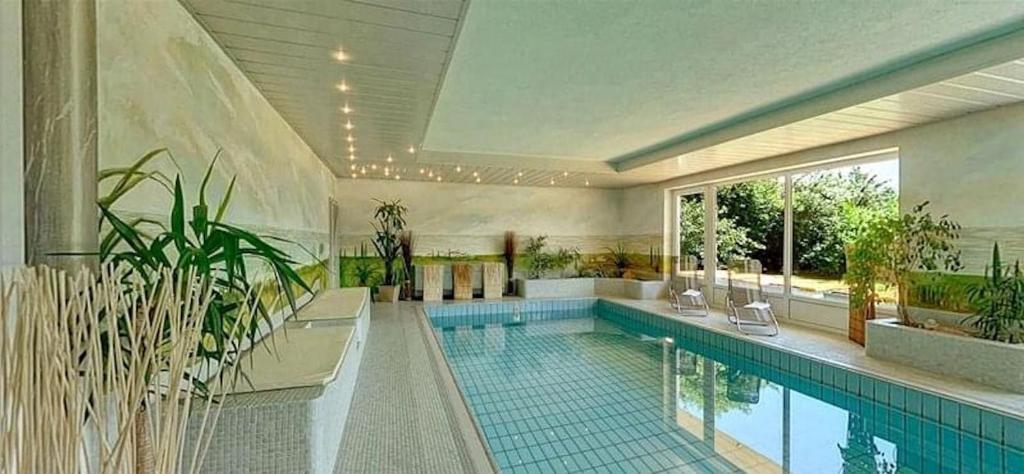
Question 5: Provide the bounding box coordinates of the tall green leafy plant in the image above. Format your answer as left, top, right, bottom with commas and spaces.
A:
521, 236, 577, 279
844, 202, 963, 326
95, 149, 312, 386
963, 243, 1024, 343
369, 199, 407, 286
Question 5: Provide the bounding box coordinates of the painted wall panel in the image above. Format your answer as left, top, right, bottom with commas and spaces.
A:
96, 0, 333, 262
332, 178, 660, 256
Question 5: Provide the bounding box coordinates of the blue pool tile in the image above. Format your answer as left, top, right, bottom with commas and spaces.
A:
982, 440, 1005, 473
1007, 448, 1024, 473
960, 405, 981, 437
1006, 417, 1024, 450
981, 411, 1004, 443
922, 393, 941, 421
941, 399, 961, 428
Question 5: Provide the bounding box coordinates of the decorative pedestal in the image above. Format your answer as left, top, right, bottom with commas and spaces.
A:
422, 265, 443, 302
483, 262, 503, 300
452, 263, 472, 300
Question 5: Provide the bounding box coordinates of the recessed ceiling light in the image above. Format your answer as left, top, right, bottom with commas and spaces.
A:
344, 121, 354, 131
336, 81, 349, 92
341, 104, 352, 114
407, 146, 416, 154
386, 154, 393, 163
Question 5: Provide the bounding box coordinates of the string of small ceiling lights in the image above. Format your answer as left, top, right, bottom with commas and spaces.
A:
334, 48, 590, 188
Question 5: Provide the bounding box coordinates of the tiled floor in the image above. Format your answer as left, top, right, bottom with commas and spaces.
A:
335, 302, 492, 473
608, 298, 1024, 419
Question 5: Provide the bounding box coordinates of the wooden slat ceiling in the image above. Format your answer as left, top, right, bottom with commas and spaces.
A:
624, 59, 1024, 182
180, 0, 466, 176
180, 1, 1023, 188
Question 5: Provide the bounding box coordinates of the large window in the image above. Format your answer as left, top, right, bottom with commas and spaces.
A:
714, 177, 785, 294
673, 155, 899, 305
677, 192, 706, 278
793, 160, 899, 301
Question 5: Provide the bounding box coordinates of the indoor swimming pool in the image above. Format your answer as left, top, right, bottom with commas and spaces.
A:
426, 299, 1023, 473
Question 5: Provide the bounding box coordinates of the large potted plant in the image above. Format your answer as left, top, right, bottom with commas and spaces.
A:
845, 201, 963, 329
370, 198, 407, 303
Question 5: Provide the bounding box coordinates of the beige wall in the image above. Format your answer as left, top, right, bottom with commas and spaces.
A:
333, 178, 658, 256
96, 0, 334, 262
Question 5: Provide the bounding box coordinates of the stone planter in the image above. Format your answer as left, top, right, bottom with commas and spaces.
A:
516, 278, 594, 299
516, 277, 669, 300
377, 285, 399, 303
866, 318, 1024, 393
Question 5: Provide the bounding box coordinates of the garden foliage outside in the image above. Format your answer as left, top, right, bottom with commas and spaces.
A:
678, 167, 899, 295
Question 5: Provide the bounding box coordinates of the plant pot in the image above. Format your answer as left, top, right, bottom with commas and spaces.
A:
866, 318, 1024, 393
848, 302, 875, 346
377, 285, 400, 303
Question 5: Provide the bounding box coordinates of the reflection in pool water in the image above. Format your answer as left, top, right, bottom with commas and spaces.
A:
431, 310, 1016, 473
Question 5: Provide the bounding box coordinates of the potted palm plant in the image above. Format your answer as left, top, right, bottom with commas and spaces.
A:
370, 199, 407, 303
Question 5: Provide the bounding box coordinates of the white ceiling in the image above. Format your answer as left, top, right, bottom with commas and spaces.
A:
181, 0, 1024, 188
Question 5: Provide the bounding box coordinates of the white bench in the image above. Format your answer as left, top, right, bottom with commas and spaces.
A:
187, 288, 370, 474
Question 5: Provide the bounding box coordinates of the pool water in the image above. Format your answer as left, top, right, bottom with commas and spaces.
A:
429, 303, 1022, 473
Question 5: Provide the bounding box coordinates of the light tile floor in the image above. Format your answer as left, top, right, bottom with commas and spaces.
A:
335, 302, 492, 473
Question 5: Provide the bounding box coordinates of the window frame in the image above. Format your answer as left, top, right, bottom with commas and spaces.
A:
670, 150, 900, 309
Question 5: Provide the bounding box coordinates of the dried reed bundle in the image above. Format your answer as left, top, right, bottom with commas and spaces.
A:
1, 265, 245, 474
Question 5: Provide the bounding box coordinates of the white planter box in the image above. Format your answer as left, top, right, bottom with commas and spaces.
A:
866, 318, 1024, 393
517, 278, 594, 299
623, 279, 668, 300
516, 278, 669, 300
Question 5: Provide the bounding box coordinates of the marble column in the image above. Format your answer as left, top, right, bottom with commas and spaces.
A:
22, 0, 99, 272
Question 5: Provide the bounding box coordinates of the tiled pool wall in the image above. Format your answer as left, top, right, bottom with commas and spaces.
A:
424, 298, 1024, 456
425, 298, 597, 329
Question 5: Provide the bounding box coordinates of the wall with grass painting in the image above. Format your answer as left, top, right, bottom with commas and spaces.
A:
95, 0, 334, 266
332, 178, 664, 284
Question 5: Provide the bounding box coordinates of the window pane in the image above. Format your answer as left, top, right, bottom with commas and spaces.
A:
714, 178, 785, 294
678, 192, 706, 278
792, 160, 899, 302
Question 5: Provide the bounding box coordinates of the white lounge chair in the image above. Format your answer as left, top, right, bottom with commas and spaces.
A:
726, 259, 779, 336
670, 255, 708, 317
